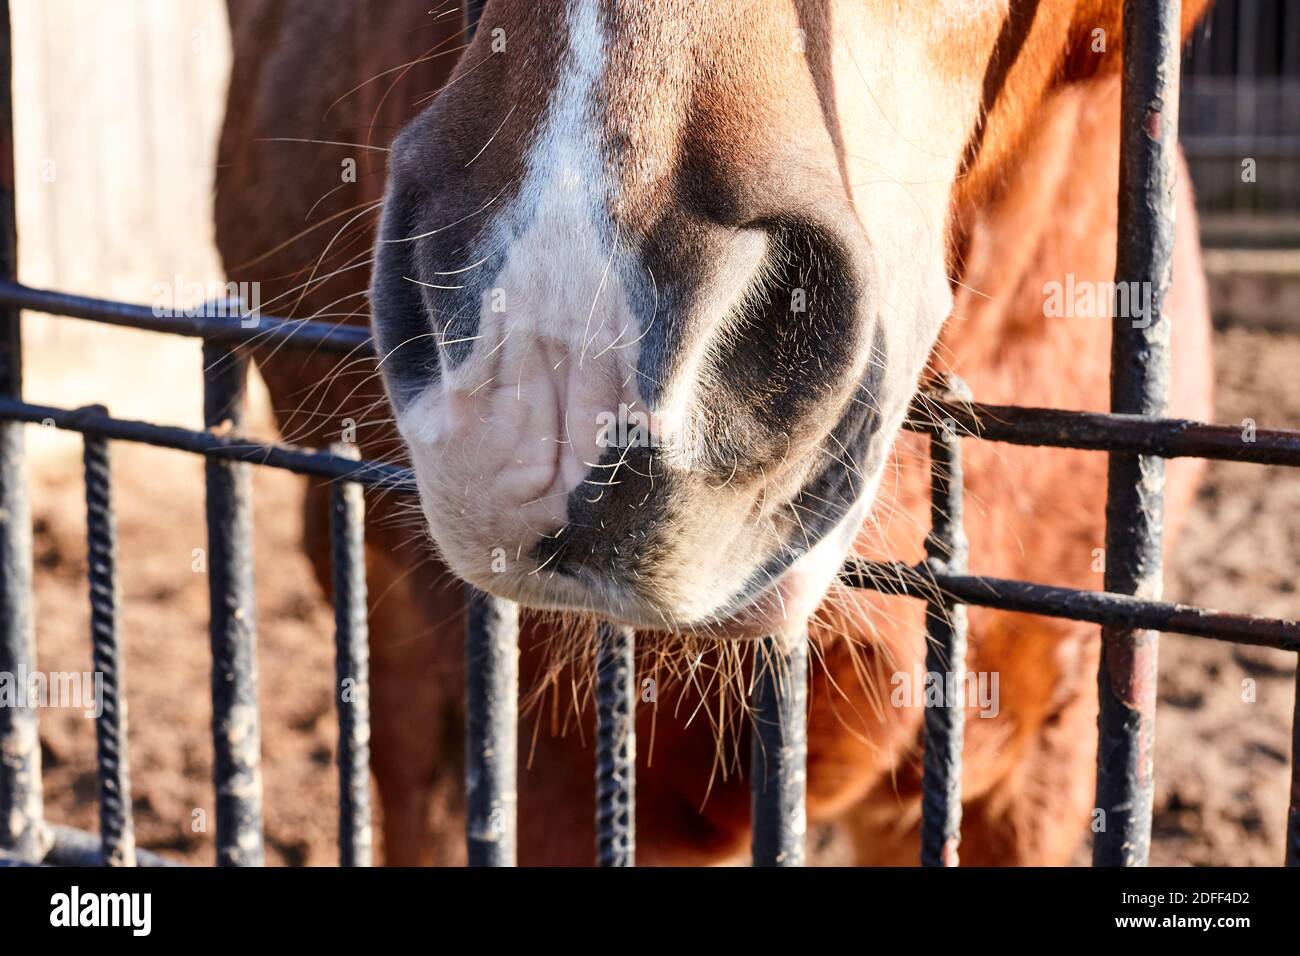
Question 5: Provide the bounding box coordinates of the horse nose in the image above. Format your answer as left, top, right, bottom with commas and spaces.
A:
376, 96, 874, 624
412, 331, 637, 518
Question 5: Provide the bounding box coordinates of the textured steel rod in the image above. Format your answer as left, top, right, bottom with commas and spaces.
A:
82, 423, 135, 866
0, 397, 415, 492
9, 272, 1300, 465
841, 559, 1300, 651
465, 585, 519, 866
750, 633, 808, 866
1094, 0, 1182, 868
906, 399, 1300, 468
8, 378, 1300, 480
595, 622, 635, 866
920, 381, 970, 867
0, 280, 370, 354
28, 825, 179, 867
202, 341, 264, 866
7, 276, 1300, 466
3, 393, 1295, 642
330, 443, 372, 867
1288, 657, 1300, 867
0, 0, 44, 863
0, 416, 40, 859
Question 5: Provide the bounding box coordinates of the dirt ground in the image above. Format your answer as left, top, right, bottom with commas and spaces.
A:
1149, 326, 1299, 866
23, 326, 1299, 867
30, 428, 344, 866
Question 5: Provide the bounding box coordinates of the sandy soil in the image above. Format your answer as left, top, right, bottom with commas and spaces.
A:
23, 327, 1300, 867
1151, 326, 1299, 867
30, 439, 343, 866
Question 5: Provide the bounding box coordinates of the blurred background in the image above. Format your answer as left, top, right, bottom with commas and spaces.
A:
13, 0, 1300, 865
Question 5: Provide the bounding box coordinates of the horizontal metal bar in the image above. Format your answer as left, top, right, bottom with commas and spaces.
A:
5, 397, 1297, 650
0, 397, 415, 493
0, 280, 372, 354
1181, 138, 1300, 157
0, 824, 180, 867
7, 393, 1298, 494
7, 282, 1300, 467
910, 399, 1300, 467
839, 558, 1300, 651
4, 283, 1299, 469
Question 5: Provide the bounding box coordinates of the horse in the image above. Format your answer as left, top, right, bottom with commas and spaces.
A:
215, 0, 1214, 865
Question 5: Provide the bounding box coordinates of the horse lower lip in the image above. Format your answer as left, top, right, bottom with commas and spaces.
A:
475, 520, 820, 637
614, 570, 807, 639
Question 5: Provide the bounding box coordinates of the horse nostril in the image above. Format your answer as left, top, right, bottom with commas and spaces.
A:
685, 218, 861, 462
528, 447, 663, 589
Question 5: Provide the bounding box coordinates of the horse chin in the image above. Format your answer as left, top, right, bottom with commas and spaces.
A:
605, 531, 853, 642
678, 566, 841, 642
442, 494, 868, 645
686, 491, 875, 641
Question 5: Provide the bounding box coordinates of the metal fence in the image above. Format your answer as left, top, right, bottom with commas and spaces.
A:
1, 0, 1298, 869
1182, 0, 1300, 215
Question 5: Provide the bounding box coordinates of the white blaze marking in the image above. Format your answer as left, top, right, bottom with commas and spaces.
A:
396, 0, 636, 518
461, 0, 631, 377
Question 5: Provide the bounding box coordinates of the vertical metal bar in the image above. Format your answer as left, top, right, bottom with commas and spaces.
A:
1284, 3, 1300, 86
83, 421, 135, 866
1288, 658, 1300, 866
465, 585, 518, 866
1233, 0, 1258, 213
329, 443, 372, 867
594, 622, 635, 866
0, 0, 45, 863
920, 378, 970, 867
202, 340, 264, 866
1094, 0, 1181, 868
750, 633, 808, 867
